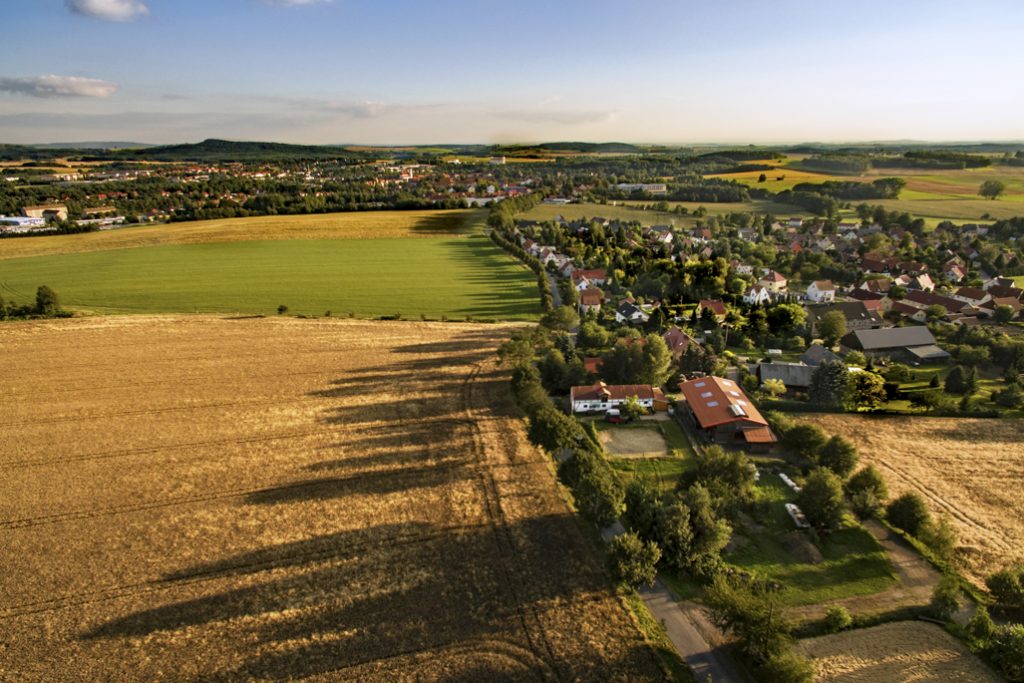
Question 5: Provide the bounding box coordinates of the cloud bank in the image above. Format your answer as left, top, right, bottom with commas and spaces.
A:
0, 75, 119, 98
67, 0, 149, 21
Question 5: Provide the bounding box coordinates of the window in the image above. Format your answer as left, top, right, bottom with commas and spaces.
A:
700, 391, 713, 398
706, 401, 719, 408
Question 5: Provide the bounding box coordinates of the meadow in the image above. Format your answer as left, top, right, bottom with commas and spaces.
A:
797, 621, 1000, 682
0, 316, 663, 681
521, 199, 810, 227
0, 211, 541, 320
797, 414, 1024, 586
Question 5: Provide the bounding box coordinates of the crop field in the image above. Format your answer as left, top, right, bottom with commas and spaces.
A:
704, 167, 870, 193
797, 414, 1024, 585
0, 212, 541, 320
0, 209, 483, 260
521, 200, 810, 226
0, 316, 663, 681
797, 621, 1000, 682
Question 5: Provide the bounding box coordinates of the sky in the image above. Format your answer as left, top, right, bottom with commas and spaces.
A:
1, 0, 1023, 145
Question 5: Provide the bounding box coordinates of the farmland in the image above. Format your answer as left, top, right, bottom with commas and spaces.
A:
0, 316, 663, 681
796, 621, 1000, 682
0, 211, 541, 320
797, 414, 1024, 586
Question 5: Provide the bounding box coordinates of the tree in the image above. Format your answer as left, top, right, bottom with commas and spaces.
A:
819, 435, 859, 478
967, 606, 997, 642
924, 304, 948, 322
979, 179, 1007, 200
759, 651, 814, 683
886, 492, 931, 537
689, 445, 756, 510
563, 449, 624, 525
986, 624, 1024, 681
797, 468, 846, 528
849, 371, 887, 411
622, 478, 661, 542
846, 465, 888, 517
607, 531, 661, 587
782, 423, 828, 462
817, 310, 847, 346
541, 305, 579, 332
761, 378, 786, 399
994, 304, 1016, 324
537, 348, 569, 393
808, 360, 850, 409
276, 304, 289, 315
35, 285, 61, 316
680, 483, 732, 578
656, 499, 695, 572
945, 365, 977, 395
844, 350, 866, 367
577, 321, 611, 350
639, 334, 673, 386
704, 575, 795, 663
528, 406, 582, 454
621, 395, 646, 421
994, 383, 1024, 409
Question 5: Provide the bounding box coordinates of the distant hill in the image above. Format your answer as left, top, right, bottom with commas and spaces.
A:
119, 138, 364, 162
32, 141, 153, 150
495, 142, 643, 155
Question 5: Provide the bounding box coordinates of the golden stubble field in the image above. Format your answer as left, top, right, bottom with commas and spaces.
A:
0, 316, 662, 681
799, 414, 1024, 586
797, 621, 1000, 682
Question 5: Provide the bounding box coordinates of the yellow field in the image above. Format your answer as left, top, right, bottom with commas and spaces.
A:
798, 415, 1024, 585
0, 209, 484, 260
0, 316, 662, 681
705, 167, 870, 193
797, 621, 1000, 682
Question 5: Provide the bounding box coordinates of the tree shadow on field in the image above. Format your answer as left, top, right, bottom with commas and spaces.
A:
409, 213, 475, 235
83, 515, 654, 681
79, 327, 666, 680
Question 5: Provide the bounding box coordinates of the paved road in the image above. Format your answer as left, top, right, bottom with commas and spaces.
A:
602, 523, 746, 682
546, 272, 563, 308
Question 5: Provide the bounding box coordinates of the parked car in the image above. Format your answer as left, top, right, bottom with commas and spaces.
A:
604, 408, 630, 424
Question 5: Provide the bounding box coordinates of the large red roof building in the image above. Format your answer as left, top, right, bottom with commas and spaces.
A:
678, 376, 776, 452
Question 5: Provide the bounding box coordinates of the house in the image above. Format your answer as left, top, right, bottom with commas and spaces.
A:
571, 268, 608, 290
0, 215, 48, 233
583, 357, 604, 375
22, 204, 68, 221
678, 376, 776, 452
743, 285, 772, 306
579, 288, 603, 315
806, 280, 836, 303
757, 361, 815, 391
570, 382, 668, 414
901, 289, 969, 315
697, 299, 728, 321
806, 302, 885, 336
758, 270, 788, 293
615, 301, 650, 324
663, 326, 697, 359
953, 287, 992, 307
840, 326, 950, 363
800, 344, 841, 366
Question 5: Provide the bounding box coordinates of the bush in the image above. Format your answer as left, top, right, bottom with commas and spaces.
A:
986, 624, 1024, 682
930, 573, 961, 620
782, 423, 829, 462
967, 606, 997, 642
607, 531, 661, 588
758, 650, 814, 683
824, 605, 853, 633
886, 492, 931, 537
986, 566, 1024, 610
277, 304, 289, 315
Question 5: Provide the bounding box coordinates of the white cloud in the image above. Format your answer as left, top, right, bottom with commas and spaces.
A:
67, 0, 149, 21
0, 75, 119, 99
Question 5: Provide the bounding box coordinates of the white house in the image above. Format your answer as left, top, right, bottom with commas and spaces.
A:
615, 302, 650, 324
743, 285, 772, 306
579, 288, 603, 315
570, 382, 667, 413
806, 280, 836, 303
758, 270, 788, 293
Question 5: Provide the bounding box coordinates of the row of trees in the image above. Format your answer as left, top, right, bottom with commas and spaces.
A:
0, 285, 64, 320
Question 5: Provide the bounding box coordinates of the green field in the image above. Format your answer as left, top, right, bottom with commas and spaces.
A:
522, 200, 809, 227
0, 234, 541, 320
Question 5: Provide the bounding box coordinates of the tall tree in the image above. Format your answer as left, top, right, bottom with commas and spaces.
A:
817, 311, 847, 346
979, 179, 1007, 200
808, 360, 849, 409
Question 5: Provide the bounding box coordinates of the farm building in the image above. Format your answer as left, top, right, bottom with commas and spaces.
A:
678, 376, 776, 452
806, 301, 885, 336
757, 361, 815, 391
840, 326, 949, 363
22, 204, 68, 221
570, 382, 668, 414
800, 343, 840, 366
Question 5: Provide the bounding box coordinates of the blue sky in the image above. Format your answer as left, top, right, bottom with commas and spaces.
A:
1, 0, 1023, 144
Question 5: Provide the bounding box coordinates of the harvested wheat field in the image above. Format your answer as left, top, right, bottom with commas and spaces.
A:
0, 316, 663, 681
796, 621, 1000, 682
799, 414, 1024, 586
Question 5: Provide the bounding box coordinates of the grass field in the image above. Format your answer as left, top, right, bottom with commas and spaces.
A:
0, 214, 541, 320
727, 474, 895, 607
521, 200, 810, 226
0, 316, 664, 681
797, 414, 1024, 586
797, 621, 1000, 682
705, 167, 870, 193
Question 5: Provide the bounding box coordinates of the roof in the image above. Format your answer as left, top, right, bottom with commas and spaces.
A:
571, 382, 666, 403
842, 326, 937, 351
678, 376, 770, 429
800, 344, 840, 366
698, 299, 727, 316
905, 344, 951, 361
742, 427, 777, 444
903, 289, 967, 312
663, 326, 695, 356
571, 268, 607, 284
806, 302, 883, 327
811, 280, 835, 290
579, 289, 603, 305
955, 286, 988, 301
758, 362, 815, 388
761, 270, 787, 282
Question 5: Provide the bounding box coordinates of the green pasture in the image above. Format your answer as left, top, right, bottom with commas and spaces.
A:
0, 234, 541, 320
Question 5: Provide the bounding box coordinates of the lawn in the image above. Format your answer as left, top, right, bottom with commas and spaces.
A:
609, 457, 692, 494
0, 234, 541, 320
726, 475, 896, 607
